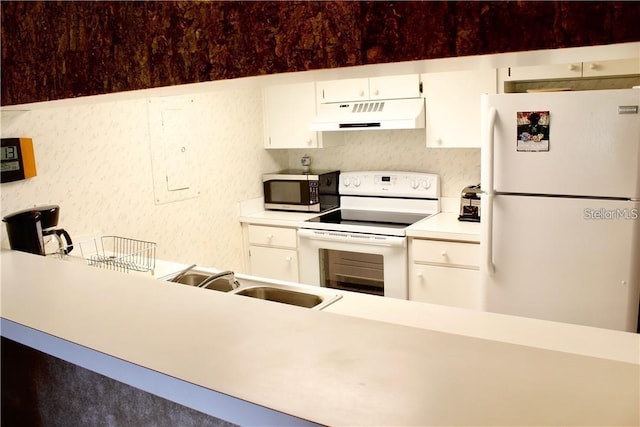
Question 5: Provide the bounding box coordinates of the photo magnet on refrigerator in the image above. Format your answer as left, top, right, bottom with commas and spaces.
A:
517, 111, 550, 152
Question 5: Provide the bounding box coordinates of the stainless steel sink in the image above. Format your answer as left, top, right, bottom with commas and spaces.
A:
172, 273, 208, 286
231, 285, 341, 310
164, 266, 341, 309
169, 271, 236, 292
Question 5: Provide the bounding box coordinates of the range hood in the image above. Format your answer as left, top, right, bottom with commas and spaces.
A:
310, 98, 425, 131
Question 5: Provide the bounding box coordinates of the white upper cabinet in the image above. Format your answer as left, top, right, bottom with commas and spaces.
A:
369, 74, 422, 100
421, 69, 497, 148
317, 78, 369, 103
317, 74, 421, 103
582, 58, 640, 77
504, 58, 640, 81
506, 63, 583, 81
262, 81, 343, 149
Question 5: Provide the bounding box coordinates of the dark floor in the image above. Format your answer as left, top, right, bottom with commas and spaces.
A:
1, 337, 238, 427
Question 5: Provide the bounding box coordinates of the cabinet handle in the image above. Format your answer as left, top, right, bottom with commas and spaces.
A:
358, 90, 365, 97
285, 256, 292, 262
568, 64, 580, 72
588, 63, 599, 70
266, 234, 273, 240
440, 250, 447, 257
373, 89, 379, 96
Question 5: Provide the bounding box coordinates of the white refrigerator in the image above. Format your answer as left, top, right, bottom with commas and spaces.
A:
481, 88, 640, 332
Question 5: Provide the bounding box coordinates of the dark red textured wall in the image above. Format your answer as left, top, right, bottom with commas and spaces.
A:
2, 1, 639, 106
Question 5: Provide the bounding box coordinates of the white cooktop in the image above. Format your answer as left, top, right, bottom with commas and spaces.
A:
301, 171, 440, 236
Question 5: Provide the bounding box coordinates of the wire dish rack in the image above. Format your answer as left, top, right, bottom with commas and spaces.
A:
80, 236, 156, 274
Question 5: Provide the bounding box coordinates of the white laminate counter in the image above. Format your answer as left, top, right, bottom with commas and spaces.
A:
239, 209, 319, 227
240, 208, 482, 243
2, 250, 639, 426
407, 211, 481, 242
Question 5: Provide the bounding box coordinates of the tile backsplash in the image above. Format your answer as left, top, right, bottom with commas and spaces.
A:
1, 81, 479, 272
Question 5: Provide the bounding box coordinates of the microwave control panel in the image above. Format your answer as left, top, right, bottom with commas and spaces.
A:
308, 180, 319, 203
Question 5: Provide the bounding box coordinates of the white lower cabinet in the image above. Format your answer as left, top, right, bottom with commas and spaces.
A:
409, 238, 480, 309
248, 245, 298, 282
244, 224, 299, 282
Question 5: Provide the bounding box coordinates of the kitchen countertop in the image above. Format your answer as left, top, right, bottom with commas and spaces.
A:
2, 250, 639, 426
406, 211, 481, 242
239, 209, 319, 227
240, 208, 482, 243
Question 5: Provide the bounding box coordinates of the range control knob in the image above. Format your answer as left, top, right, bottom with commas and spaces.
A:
343, 177, 351, 187
353, 177, 362, 187
422, 179, 431, 190
410, 179, 419, 189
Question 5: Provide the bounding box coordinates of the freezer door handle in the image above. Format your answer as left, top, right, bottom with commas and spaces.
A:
482, 105, 497, 274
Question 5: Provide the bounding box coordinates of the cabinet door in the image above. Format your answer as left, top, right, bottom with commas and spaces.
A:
317, 78, 369, 103
369, 74, 421, 100
410, 264, 480, 309
505, 63, 582, 81
263, 82, 318, 149
422, 69, 497, 148
249, 245, 299, 282
582, 58, 640, 77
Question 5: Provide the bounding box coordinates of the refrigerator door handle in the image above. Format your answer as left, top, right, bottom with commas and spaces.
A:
483, 106, 497, 274
482, 105, 497, 196
484, 194, 495, 274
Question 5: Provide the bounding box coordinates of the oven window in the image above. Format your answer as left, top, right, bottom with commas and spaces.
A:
320, 249, 384, 296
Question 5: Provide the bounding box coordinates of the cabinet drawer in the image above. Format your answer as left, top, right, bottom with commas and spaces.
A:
247, 225, 297, 248
412, 239, 479, 267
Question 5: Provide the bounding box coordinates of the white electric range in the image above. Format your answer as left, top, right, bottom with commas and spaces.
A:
298, 171, 440, 298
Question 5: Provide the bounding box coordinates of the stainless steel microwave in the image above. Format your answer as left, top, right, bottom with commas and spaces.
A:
263, 170, 339, 212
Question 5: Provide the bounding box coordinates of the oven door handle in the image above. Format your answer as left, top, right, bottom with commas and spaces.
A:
298, 229, 406, 247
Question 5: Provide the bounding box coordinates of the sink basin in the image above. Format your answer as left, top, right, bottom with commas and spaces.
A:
169, 272, 236, 292
172, 273, 209, 287
164, 267, 341, 309
232, 285, 341, 310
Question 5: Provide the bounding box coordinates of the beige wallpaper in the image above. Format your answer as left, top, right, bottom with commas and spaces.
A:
1, 81, 478, 272
0, 88, 287, 270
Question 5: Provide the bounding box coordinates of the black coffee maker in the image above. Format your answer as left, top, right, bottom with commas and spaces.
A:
3, 205, 73, 256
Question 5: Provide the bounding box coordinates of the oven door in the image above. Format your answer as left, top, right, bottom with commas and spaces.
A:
297, 228, 408, 299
